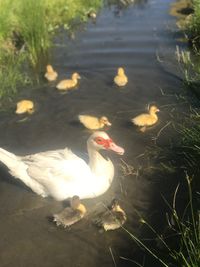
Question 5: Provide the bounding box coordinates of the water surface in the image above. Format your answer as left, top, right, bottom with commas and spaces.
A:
0, 1, 196, 266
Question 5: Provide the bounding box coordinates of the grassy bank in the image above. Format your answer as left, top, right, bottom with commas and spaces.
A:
121, 109, 200, 266
125, 175, 200, 267
188, 0, 200, 49
170, 0, 200, 97
0, 0, 102, 99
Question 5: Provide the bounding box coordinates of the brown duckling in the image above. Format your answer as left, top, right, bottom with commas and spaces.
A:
94, 199, 127, 231
44, 64, 58, 81
53, 195, 86, 228
78, 115, 112, 130
131, 105, 160, 132
15, 100, 34, 115
114, 67, 128, 87
56, 73, 81, 91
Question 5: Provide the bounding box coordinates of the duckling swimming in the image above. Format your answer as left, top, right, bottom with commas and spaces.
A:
56, 73, 81, 91
94, 199, 127, 231
114, 67, 128, 87
53, 195, 86, 228
78, 115, 112, 130
131, 105, 160, 132
44, 64, 58, 81
88, 10, 97, 19
16, 100, 34, 115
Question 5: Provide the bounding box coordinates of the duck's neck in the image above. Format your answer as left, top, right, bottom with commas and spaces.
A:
150, 111, 157, 118
98, 120, 104, 129
71, 78, 77, 86
47, 67, 53, 73
87, 145, 107, 175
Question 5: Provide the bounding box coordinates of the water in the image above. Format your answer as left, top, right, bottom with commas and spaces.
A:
0, 1, 197, 266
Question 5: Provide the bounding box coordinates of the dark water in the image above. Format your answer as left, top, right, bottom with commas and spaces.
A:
0, 0, 197, 266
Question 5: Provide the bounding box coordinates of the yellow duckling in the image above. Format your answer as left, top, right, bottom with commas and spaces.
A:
78, 115, 112, 130
56, 73, 81, 91
94, 199, 127, 231
114, 67, 128, 87
53, 195, 86, 228
131, 105, 160, 132
44, 64, 58, 81
15, 100, 34, 115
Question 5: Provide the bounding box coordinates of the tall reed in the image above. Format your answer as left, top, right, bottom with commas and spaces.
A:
188, 0, 200, 49
0, 50, 29, 98
18, 0, 50, 67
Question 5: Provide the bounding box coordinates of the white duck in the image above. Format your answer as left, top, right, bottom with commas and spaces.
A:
0, 132, 124, 201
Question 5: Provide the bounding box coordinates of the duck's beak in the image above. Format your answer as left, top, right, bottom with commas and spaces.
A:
109, 142, 124, 155
106, 121, 112, 126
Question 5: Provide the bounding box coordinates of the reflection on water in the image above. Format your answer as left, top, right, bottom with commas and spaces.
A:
0, 0, 195, 266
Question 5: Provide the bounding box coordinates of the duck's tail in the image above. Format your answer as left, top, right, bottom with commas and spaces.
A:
0, 148, 20, 170
0, 147, 48, 197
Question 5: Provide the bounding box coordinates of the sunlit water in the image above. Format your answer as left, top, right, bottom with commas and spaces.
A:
0, 1, 197, 266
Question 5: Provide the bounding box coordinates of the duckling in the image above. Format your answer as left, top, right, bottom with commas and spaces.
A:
15, 100, 34, 115
131, 105, 160, 132
44, 64, 58, 81
114, 67, 128, 87
56, 73, 81, 91
53, 195, 86, 228
78, 115, 112, 130
88, 10, 97, 19
94, 199, 127, 231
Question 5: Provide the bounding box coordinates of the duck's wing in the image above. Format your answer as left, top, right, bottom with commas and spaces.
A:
132, 113, 149, 126
98, 211, 126, 228
23, 148, 91, 182
54, 207, 82, 227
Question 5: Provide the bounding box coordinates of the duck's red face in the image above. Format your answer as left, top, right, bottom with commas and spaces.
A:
94, 136, 124, 155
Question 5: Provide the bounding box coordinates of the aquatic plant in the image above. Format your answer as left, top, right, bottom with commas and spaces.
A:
123, 174, 200, 267
176, 46, 200, 97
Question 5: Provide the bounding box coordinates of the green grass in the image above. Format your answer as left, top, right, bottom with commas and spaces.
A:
188, 0, 200, 49
0, 0, 16, 41
0, 0, 103, 99
173, 1, 200, 96
179, 112, 200, 155
123, 175, 200, 267
0, 50, 30, 99
17, 0, 50, 67
175, 45, 200, 97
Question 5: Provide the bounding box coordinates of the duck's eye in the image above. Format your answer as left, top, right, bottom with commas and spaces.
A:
95, 137, 103, 144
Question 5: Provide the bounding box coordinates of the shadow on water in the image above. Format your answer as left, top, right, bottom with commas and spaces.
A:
0, 0, 199, 266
